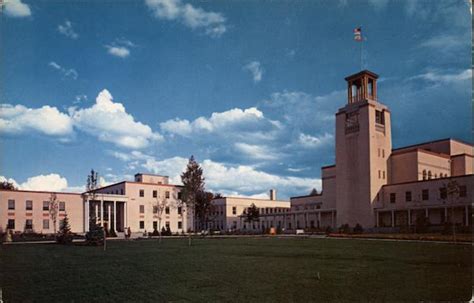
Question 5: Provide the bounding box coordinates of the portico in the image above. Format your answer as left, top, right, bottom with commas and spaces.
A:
83, 193, 128, 233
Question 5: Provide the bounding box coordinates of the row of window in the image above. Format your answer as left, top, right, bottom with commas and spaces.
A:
139, 221, 183, 230
104, 189, 124, 195
139, 205, 183, 215
389, 185, 467, 203
378, 170, 386, 180
7, 219, 54, 230
7, 200, 66, 211
139, 189, 182, 199
422, 170, 448, 180
377, 148, 386, 158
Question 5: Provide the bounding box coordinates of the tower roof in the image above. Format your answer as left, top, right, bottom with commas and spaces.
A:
344, 70, 379, 81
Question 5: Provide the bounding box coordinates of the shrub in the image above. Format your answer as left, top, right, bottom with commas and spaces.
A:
166, 226, 172, 236
415, 216, 429, 233
325, 226, 333, 234
108, 228, 117, 238
152, 229, 160, 236
338, 224, 351, 234
353, 223, 364, 234
161, 227, 167, 236
85, 219, 104, 246
57, 215, 74, 245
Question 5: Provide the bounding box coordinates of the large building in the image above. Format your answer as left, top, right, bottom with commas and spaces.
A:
1, 70, 472, 235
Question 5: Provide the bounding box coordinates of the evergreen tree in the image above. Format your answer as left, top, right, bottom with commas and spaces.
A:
57, 214, 74, 245
85, 215, 105, 246
180, 156, 205, 246
0, 181, 16, 191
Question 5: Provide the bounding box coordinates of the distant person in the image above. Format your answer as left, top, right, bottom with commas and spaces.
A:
127, 227, 131, 239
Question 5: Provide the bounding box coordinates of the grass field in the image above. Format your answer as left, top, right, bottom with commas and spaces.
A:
0, 237, 471, 302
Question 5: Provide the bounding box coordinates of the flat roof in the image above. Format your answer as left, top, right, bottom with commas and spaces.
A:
392, 138, 472, 152
0, 189, 82, 196
383, 174, 473, 187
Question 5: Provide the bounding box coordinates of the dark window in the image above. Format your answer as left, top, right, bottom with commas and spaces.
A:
165, 207, 170, 215
405, 191, 412, 202
26, 200, 33, 210
25, 219, 33, 230
43, 219, 49, 229
165, 191, 170, 199
165, 221, 170, 229
139, 221, 145, 229
460, 185, 467, 197
120, 189, 124, 195
422, 189, 429, 200
390, 193, 396, 203
177, 192, 182, 200
439, 187, 447, 199
153, 221, 158, 230
139, 205, 145, 214
178, 221, 182, 229
177, 207, 182, 215
7, 219, 15, 229
59, 201, 66, 211
153, 206, 158, 214
232, 207, 236, 215
422, 170, 427, 180
8, 199, 15, 210
139, 189, 144, 197
43, 201, 49, 211
153, 190, 157, 198
375, 110, 385, 125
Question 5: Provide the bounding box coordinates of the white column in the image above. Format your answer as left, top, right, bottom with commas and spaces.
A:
85, 199, 90, 232
95, 203, 99, 223
124, 202, 128, 230
114, 201, 117, 231
100, 198, 104, 226
108, 203, 111, 230
465, 205, 469, 226
391, 210, 395, 227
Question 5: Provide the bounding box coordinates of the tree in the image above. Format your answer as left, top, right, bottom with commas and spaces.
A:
244, 203, 260, 229
309, 188, 319, 196
48, 193, 59, 234
180, 155, 205, 246
57, 214, 73, 245
441, 180, 461, 242
85, 214, 105, 246
82, 169, 100, 236
86, 169, 99, 192
195, 191, 217, 231
0, 181, 16, 191
153, 194, 171, 244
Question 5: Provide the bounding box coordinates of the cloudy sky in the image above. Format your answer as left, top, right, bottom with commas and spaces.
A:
0, 0, 471, 199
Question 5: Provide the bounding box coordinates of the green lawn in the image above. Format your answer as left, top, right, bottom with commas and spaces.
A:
0, 237, 471, 302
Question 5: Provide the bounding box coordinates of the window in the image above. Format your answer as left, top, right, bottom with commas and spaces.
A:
177, 192, 182, 200
8, 199, 15, 210
232, 207, 236, 215
165, 191, 170, 199
390, 193, 396, 203
165, 207, 170, 215
43, 219, 50, 229
439, 187, 447, 199
405, 191, 412, 202
383, 171, 386, 179
139, 189, 144, 197
427, 171, 432, 180
153, 206, 158, 214
59, 201, 66, 211
26, 200, 33, 210
25, 219, 33, 230
43, 201, 49, 211
422, 189, 429, 200
378, 170, 381, 179
139, 221, 145, 229
153, 190, 157, 198
375, 110, 385, 125
422, 170, 427, 180
177, 207, 182, 215
139, 205, 145, 214
382, 149, 385, 158
7, 219, 15, 229
178, 221, 182, 229
460, 185, 467, 197
120, 189, 124, 195
165, 221, 170, 229
153, 221, 158, 230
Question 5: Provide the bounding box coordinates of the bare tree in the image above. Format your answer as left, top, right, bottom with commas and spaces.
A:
48, 193, 59, 234
441, 179, 461, 243
153, 193, 173, 244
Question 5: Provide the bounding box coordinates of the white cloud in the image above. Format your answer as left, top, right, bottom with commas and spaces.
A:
70, 89, 163, 149
0, 104, 74, 137
145, 0, 227, 37
20, 174, 68, 192
73, 94, 88, 105
57, 20, 79, 39
106, 46, 130, 58
234, 143, 278, 160
243, 61, 263, 83
48, 61, 78, 80
3, 0, 31, 17
410, 69, 471, 84
142, 156, 320, 198
298, 133, 333, 149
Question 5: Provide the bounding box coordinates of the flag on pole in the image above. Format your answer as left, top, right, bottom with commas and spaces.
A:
354, 27, 362, 41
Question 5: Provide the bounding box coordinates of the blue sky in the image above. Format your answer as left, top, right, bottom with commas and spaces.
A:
0, 0, 471, 199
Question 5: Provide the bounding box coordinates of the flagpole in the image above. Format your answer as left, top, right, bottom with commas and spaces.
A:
360, 38, 363, 70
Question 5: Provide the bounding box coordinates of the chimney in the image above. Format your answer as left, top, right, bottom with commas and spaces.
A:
269, 189, 277, 200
